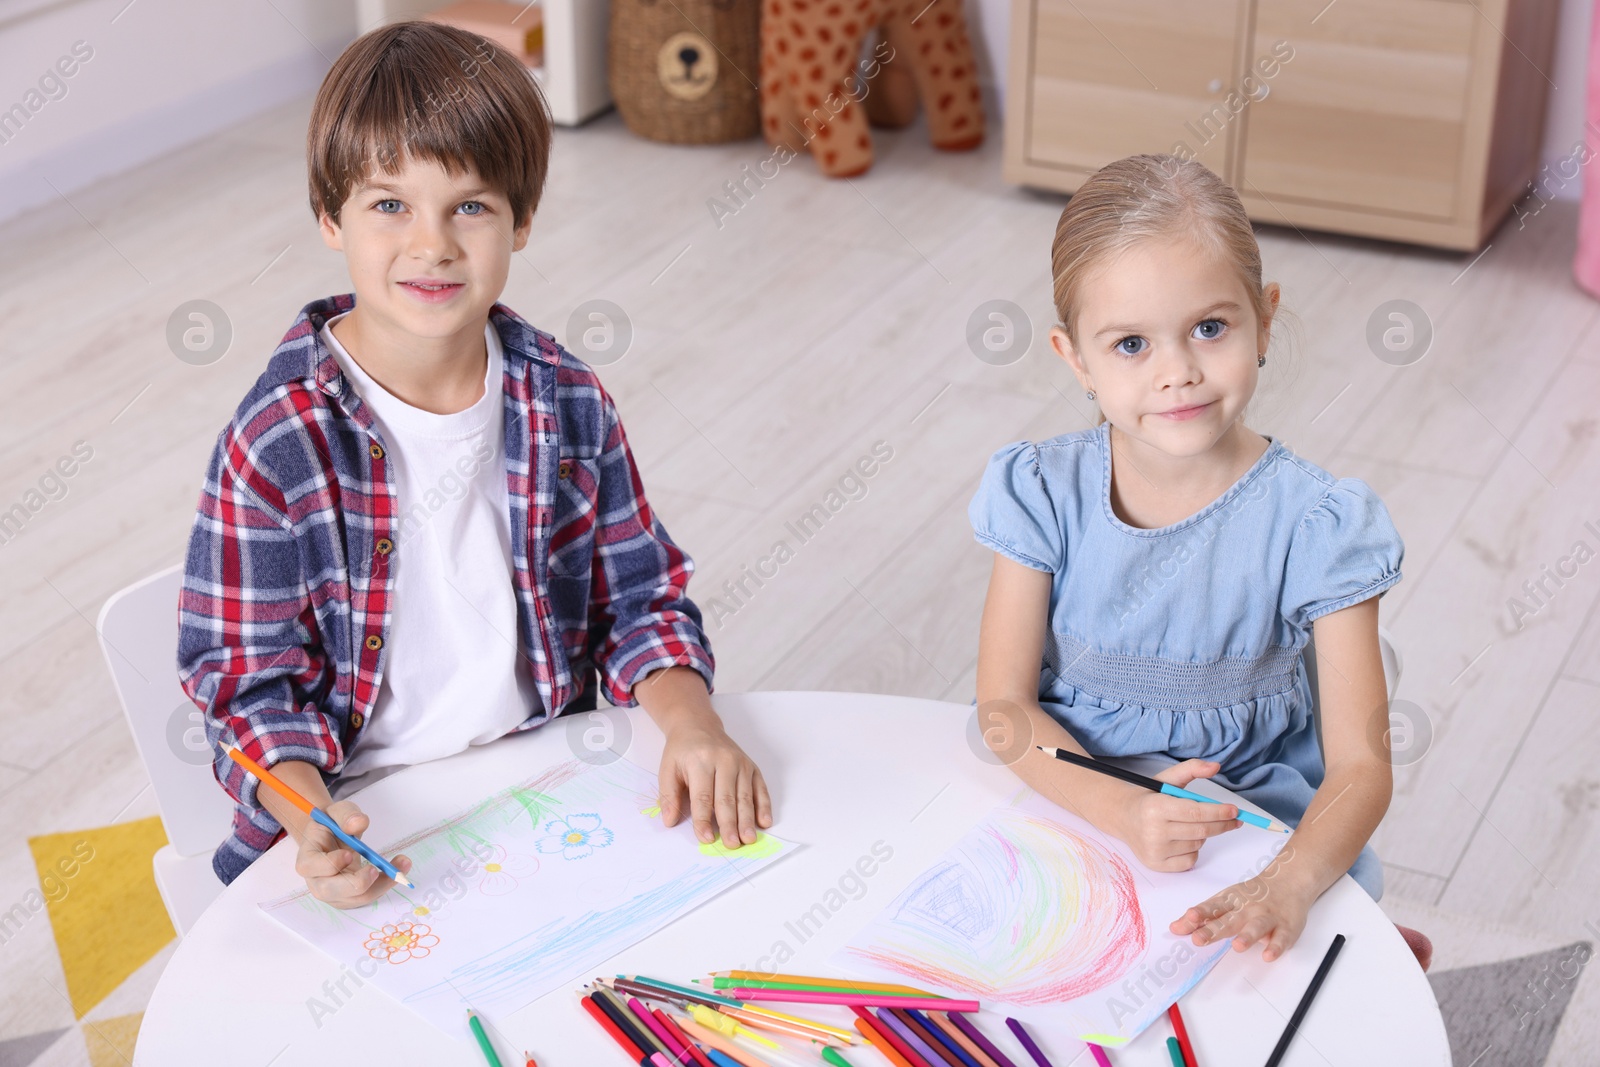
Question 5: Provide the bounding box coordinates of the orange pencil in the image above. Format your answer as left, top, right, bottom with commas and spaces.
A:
853, 1017, 914, 1067
225, 745, 414, 889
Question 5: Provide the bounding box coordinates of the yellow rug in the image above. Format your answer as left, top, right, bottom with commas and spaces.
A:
28, 816, 175, 1018
83, 1012, 142, 1067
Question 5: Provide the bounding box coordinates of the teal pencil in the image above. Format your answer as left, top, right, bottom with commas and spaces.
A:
1035, 747, 1290, 833
1166, 1036, 1186, 1067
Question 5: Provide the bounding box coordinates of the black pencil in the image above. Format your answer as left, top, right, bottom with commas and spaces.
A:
1263, 934, 1346, 1067
1034, 745, 1289, 833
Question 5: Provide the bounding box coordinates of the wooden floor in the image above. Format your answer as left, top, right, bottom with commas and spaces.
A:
1, 93, 1597, 1060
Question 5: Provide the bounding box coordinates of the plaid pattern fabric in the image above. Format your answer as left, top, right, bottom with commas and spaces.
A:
178, 293, 712, 884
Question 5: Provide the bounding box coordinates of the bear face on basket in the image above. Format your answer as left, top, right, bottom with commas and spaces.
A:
609, 0, 761, 144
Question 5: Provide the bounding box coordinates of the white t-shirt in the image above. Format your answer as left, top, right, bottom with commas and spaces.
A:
322, 312, 539, 784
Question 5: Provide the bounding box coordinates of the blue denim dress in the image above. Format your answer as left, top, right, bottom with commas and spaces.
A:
969, 422, 1403, 899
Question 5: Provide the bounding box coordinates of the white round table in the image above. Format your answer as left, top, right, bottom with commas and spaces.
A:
136, 692, 1449, 1066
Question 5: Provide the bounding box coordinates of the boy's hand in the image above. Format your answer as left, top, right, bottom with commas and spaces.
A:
1170, 866, 1317, 962
1113, 759, 1242, 872
294, 800, 413, 909
657, 718, 773, 848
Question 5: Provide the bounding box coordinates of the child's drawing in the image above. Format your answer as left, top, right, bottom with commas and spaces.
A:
260, 757, 790, 1036
536, 812, 613, 859
365, 920, 440, 965
837, 789, 1288, 1049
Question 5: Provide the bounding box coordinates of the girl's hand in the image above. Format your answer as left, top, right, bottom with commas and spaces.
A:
1114, 759, 1242, 872
1169, 868, 1317, 962
658, 717, 773, 848
294, 800, 412, 909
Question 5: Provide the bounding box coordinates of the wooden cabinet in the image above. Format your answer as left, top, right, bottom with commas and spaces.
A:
1002, 0, 1562, 251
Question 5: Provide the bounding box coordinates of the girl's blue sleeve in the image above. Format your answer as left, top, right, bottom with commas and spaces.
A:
968, 441, 1063, 573
1281, 478, 1404, 628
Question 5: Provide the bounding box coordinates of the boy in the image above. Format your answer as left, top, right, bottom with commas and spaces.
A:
178, 22, 771, 903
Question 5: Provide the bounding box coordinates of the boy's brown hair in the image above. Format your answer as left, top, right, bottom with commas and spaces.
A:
307, 20, 552, 232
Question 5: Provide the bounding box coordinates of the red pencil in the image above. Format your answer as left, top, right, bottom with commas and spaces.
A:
582, 993, 648, 1065
1168, 1003, 1197, 1067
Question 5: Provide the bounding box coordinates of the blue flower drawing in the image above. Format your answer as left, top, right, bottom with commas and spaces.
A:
536, 813, 614, 860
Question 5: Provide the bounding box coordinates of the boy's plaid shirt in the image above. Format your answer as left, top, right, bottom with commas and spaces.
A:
178, 293, 713, 884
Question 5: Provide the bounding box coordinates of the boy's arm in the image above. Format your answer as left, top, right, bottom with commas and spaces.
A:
585, 390, 714, 704
178, 430, 343, 827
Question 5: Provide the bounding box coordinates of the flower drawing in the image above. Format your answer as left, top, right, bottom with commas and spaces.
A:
536, 813, 614, 860
473, 842, 540, 896
364, 920, 440, 965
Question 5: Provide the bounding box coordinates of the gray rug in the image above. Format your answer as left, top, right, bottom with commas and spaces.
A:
0, 1029, 67, 1067
1430, 941, 1591, 1067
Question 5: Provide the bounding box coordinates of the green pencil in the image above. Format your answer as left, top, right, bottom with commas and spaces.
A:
467, 1008, 505, 1067
822, 1048, 857, 1067
1167, 1035, 1187, 1066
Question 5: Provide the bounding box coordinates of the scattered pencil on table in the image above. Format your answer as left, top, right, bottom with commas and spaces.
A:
722, 988, 981, 1012
225, 744, 415, 887
1033, 746, 1291, 833
1263, 934, 1346, 1067
945, 1011, 1019, 1067
1005, 1018, 1055, 1067
1165, 1036, 1186, 1067
524, 1053, 537, 1067
1086, 1042, 1112, 1067
1167, 1002, 1197, 1067
466, 1008, 505, 1067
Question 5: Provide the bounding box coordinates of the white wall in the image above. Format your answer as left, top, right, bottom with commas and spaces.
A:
0, 0, 354, 224
967, 0, 1594, 201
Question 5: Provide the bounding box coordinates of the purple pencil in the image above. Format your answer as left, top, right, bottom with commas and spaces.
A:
878, 1007, 951, 1067
945, 1013, 1021, 1067
1005, 1018, 1056, 1067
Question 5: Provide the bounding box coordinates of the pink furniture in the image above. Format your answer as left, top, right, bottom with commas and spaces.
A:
1578, 5, 1600, 300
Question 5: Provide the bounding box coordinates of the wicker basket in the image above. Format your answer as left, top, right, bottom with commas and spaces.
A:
609, 0, 760, 144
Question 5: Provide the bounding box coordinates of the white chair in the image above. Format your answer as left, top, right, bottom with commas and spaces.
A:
97, 565, 234, 936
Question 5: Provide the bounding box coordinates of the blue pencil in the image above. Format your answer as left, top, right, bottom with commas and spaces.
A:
1035, 746, 1290, 833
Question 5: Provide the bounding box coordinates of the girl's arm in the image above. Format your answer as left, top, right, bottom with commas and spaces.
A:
1173, 595, 1394, 960
975, 554, 1243, 871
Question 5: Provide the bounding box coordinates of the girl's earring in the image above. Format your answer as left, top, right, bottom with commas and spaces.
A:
1086, 389, 1097, 401
1258, 353, 1266, 367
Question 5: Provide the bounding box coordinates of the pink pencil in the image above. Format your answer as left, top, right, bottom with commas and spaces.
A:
1088, 1044, 1113, 1067
722, 988, 981, 1012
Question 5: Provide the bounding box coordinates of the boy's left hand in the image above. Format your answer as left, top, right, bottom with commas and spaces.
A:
657, 718, 773, 848
1169, 871, 1317, 963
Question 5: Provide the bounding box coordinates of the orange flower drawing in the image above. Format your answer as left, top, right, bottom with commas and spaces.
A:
364, 920, 440, 965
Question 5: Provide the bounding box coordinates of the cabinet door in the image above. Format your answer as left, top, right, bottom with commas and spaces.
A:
1020, 0, 1249, 180
1240, 0, 1477, 219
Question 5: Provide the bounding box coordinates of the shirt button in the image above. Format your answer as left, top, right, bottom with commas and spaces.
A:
351, 712, 365, 728
557, 460, 572, 480
369, 443, 384, 459
375, 538, 393, 555
365, 635, 383, 651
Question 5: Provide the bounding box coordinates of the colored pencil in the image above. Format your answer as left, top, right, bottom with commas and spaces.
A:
658, 1009, 718, 1067
735, 1003, 855, 1042
725, 989, 981, 1012
626, 975, 745, 1009
1004, 1019, 1054, 1067
634, 996, 696, 1060
1033, 747, 1289, 833
593, 987, 667, 1060
723, 1005, 849, 1046
704, 1053, 744, 1067
877, 1008, 948, 1067
854, 1016, 916, 1067
1166, 1037, 1186, 1067
582, 994, 649, 1065
675, 1014, 774, 1067
822, 1049, 858, 1067
943, 1014, 1018, 1067
1086, 1045, 1111, 1067
711, 978, 941, 998
226, 744, 416, 887
927, 1013, 1000, 1067
467, 1008, 506, 1067
903, 1009, 981, 1067
1167, 1003, 1197, 1067
525, 1056, 536, 1067
1263, 934, 1346, 1067
690, 1004, 781, 1049
854, 1007, 930, 1067
618, 977, 853, 1045
711, 972, 935, 996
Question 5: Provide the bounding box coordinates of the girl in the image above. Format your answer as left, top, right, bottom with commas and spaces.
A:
970, 154, 1429, 968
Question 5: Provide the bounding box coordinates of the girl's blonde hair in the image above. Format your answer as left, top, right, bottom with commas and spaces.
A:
1050, 155, 1273, 427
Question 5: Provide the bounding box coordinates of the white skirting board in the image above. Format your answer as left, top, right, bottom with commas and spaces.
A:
356, 0, 612, 127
